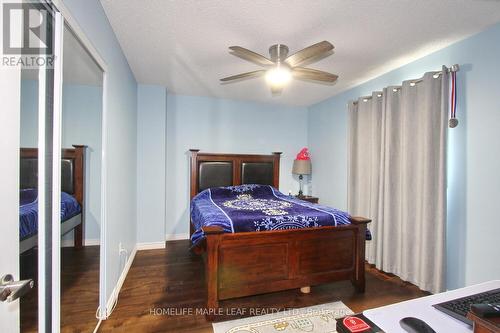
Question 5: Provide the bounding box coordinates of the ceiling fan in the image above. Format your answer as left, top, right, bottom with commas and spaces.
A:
220, 41, 338, 94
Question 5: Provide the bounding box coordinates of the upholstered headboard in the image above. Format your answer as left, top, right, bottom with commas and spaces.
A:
189, 149, 281, 198
20, 145, 86, 205
189, 149, 282, 235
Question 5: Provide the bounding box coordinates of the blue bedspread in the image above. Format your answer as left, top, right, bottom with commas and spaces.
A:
19, 188, 81, 240
191, 184, 371, 246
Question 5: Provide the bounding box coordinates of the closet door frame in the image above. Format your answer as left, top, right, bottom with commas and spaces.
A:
50, 0, 109, 328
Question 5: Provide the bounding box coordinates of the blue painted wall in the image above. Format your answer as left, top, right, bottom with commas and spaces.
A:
62, 0, 138, 306
136, 85, 167, 244
165, 94, 309, 238
308, 22, 500, 289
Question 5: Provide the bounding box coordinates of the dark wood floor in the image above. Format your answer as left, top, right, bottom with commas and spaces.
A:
20, 246, 100, 333
99, 240, 428, 333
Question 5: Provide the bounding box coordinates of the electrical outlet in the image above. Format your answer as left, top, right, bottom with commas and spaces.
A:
118, 242, 128, 257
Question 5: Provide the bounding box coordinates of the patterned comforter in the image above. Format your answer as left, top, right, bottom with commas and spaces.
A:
20, 188, 81, 240
190, 184, 370, 246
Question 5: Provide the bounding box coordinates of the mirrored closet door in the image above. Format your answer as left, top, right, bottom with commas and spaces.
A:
1, 2, 105, 331
14, 2, 57, 332
59, 23, 103, 332
18, 66, 41, 333
19, 69, 40, 332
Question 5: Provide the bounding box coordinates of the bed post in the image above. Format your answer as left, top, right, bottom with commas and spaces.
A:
72, 145, 86, 248
272, 152, 282, 189
203, 225, 224, 319
189, 149, 200, 236
350, 216, 371, 292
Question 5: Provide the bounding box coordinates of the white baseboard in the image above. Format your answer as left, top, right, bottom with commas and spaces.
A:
85, 239, 100, 246
61, 239, 74, 247
105, 245, 137, 318
101, 236, 184, 319
104, 241, 167, 318
165, 233, 190, 241
136, 241, 166, 250
61, 238, 100, 247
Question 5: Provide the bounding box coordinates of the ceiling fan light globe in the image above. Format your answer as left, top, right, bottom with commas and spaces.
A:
265, 67, 291, 88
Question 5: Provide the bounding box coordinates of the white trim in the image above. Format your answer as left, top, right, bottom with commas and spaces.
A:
52, 12, 64, 331
85, 239, 101, 246
99, 70, 109, 320
50, 0, 109, 319
37, 39, 47, 333
60, 240, 74, 247
0, 17, 23, 329
104, 246, 137, 318
136, 242, 166, 250
165, 233, 190, 241
60, 240, 73, 248
0, 53, 22, 333
51, 0, 107, 72
60, 239, 100, 247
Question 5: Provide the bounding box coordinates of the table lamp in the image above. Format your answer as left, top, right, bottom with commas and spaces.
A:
292, 148, 312, 198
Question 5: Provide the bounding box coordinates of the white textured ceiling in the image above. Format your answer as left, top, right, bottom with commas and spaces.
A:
100, 0, 500, 106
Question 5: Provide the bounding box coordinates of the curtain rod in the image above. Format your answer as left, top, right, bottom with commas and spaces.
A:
351, 64, 460, 105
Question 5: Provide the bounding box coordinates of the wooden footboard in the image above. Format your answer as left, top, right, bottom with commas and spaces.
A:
202, 216, 371, 314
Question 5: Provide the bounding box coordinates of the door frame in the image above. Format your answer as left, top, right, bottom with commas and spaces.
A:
0, 42, 21, 333
0, 0, 108, 329
50, 0, 109, 326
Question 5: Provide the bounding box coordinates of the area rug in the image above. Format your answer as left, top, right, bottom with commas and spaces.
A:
212, 302, 354, 333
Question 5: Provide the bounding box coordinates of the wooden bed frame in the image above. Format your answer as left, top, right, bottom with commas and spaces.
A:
189, 150, 371, 315
20, 145, 86, 253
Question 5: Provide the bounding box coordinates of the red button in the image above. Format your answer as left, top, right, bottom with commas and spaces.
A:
342, 316, 371, 332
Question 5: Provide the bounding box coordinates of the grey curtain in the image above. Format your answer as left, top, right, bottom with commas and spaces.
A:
348, 69, 449, 293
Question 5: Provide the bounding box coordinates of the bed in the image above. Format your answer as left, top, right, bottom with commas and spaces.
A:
19, 146, 86, 254
189, 149, 371, 316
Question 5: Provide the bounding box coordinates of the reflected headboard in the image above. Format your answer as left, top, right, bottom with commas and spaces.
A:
189, 149, 282, 234
20, 145, 86, 206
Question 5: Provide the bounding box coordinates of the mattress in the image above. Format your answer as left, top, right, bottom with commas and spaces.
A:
190, 184, 371, 246
19, 188, 81, 240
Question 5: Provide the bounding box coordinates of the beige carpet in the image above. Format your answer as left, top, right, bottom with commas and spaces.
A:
212, 302, 353, 333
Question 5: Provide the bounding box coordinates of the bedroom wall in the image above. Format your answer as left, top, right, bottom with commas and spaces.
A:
308, 22, 500, 289
165, 94, 309, 239
20, 81, 102, 245
136, 85, 167, 244
62, 0, 138, 307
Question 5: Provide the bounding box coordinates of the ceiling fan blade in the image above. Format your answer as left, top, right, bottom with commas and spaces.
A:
220, 70, 266, 82
229, 46, 275, 67
285, 41, 334, 67
292, 67, 338, 83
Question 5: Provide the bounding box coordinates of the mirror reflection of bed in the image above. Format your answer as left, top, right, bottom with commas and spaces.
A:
19, 23, 103, 333
19, 147, 90, 331
18, 66, 40, 333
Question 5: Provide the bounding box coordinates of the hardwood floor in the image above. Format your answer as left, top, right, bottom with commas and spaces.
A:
20, 246, 100, 333
99, 240, 428, 333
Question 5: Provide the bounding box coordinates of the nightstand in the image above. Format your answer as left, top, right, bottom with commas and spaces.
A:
295, 195, 319, 204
